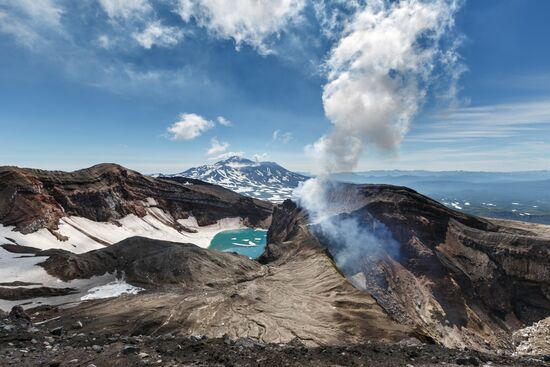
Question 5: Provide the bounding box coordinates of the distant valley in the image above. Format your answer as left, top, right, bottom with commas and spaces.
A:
331, 170, 550, 224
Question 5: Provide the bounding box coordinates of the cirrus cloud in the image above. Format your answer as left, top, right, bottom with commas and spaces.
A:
0, 0, 64, 48
272, 129, 293, 143
98, 0, 151, 20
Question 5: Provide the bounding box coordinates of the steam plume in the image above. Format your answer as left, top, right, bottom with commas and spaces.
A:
309, 0, 462, 173
295, 0, 462, 274
293, 177, 399, 274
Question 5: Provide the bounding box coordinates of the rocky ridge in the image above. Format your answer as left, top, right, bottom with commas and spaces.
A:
0, 163, 272, 235
263, 183, 550, 352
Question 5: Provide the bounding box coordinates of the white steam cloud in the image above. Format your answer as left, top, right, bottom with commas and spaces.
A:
309, 0, 462, 174
295, 0, 463, 276
293, 177, 399, 274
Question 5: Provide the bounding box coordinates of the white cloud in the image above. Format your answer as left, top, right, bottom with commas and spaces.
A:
177, 0, 193, 22
167, 113, 215, 140
7, 0, 63, 27
206, 137, 229, 155
98, 0, 151, 20
253, 153, 269, 162
133, 21, 183, 49
310, 0, 461, 173
313, 0, 363, 40
272, 129, 293, 143
208, 151, 245, 161
97, 34, 111, 49
216, 116, 232, 126
175, 0, 306, 53
0, 0, 64, 47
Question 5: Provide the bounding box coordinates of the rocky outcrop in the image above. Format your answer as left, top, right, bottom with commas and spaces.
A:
512, 316, 550, 356
0, 164, 272, 234
265, 183, 550, 351
39, 236, 263, 288
0, 286, 78, 301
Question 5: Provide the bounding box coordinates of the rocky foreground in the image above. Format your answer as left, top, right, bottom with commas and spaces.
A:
1, 306, 549, 367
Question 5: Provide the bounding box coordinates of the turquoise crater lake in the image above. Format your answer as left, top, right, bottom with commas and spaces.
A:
208, 228, 267, 259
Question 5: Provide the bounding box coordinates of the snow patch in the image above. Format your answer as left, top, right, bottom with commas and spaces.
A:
0, 209, 246, 310
0, 210, 244, 254
81, 279, 144, 301
145, 197, 158, 206
450, 202, 462, 210
0, 246, 143, 310
178, 216, 244, 248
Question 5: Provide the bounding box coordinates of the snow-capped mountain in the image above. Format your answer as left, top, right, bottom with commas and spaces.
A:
165, 156, 309, 202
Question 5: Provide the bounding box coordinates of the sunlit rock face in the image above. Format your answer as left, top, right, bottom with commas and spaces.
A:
0, 163, 272, 236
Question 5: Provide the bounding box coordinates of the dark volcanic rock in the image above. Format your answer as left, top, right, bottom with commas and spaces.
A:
0, 163, 272, 234
9, 306, 31, 323
0, 281, 41, 286
265, 182, 550, 351
0, 243, 41, 254
34, 248, 73, 257
39, 236, 263, 287
50, 326, 63, 336
0, 332, 547, 367
0, 286, 78, 301
121, 345, 140, 355
2, 165, 548, 356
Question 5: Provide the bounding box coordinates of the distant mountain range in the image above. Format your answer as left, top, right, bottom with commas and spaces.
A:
331, 170, 550, 184
156, 156, 309, 202
155, 159, 550, 223
330, 170, 550, 201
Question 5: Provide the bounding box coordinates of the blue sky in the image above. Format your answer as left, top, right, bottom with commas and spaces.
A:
0, 0, 549, 173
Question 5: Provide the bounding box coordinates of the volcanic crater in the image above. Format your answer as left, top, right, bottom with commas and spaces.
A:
0, 164, 549, 366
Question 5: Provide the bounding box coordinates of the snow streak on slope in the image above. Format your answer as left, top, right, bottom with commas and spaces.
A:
0, 246, 143, 310
160, 156, 308, 202
0, 199, 244, 253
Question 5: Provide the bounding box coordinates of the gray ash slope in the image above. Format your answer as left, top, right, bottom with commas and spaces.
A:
157, 156, 308, 202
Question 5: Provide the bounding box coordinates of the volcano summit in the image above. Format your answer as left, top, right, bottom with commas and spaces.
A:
156, 156, 308, 203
